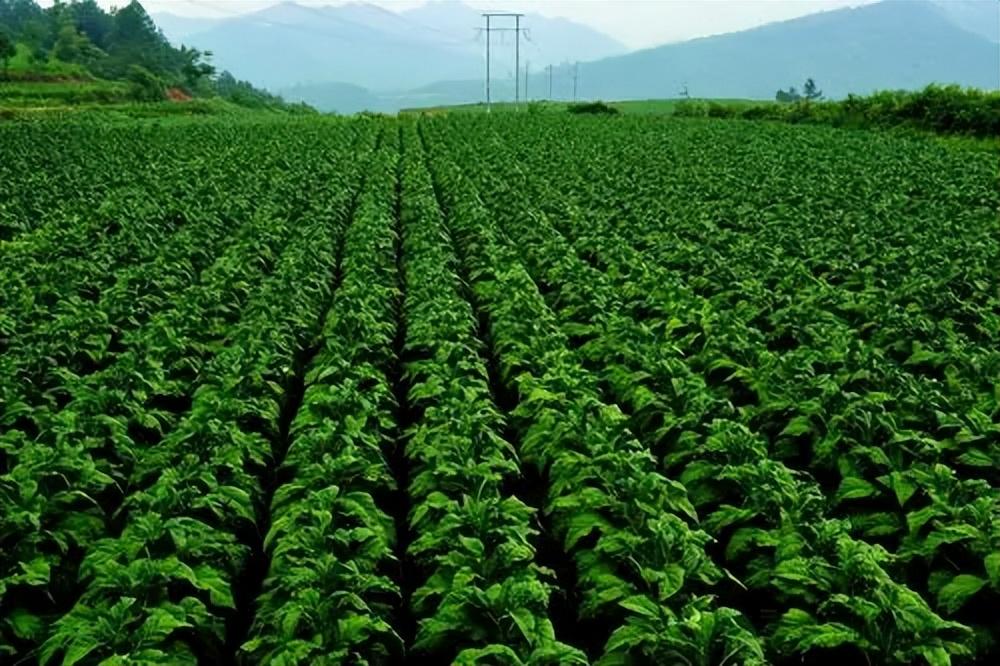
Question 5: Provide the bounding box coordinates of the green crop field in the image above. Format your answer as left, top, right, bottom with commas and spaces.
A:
1, 112, 998, 666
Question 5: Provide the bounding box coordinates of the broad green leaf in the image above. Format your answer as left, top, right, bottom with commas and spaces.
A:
564, 511, 611, 550
619, 595, 660, 618
781, 415, 814, 437
63, 637, 101, 666
881, 471, 917, 506
835, 476, 877, 503
509, 607, 536, 643
937, 574, 987, 613
19, 558, 50, 586
6, 609, 44, 640
985, 553, 1000, 588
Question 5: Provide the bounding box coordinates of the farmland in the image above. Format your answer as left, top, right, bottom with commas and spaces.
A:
1, 112, 998, 666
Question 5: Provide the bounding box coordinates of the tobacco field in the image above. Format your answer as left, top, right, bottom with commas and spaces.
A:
1, 113, 998, 666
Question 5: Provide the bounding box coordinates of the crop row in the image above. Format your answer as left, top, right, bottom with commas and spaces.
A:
420, 122, 769, 665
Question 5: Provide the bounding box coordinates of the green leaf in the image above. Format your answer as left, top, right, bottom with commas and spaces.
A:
19, 558, 51, 586
509, 607, 536, 643
191, 564, 235, 609
454, 644, 522, 665
602, 622, 648, 656
956, 448, 994, 467
142, 607, 192, 640
780, 415, 814, 437
6, 609, 44, 640
564, 511, 611, 550
985, 553, 1000, 589
919, 646, 952, 666
937, 574, 987, 613
63, 637, 101, 666
834, 476, 877, 503
779, 608, 815, 628
881, 471, 918, 506
619, 595, 659, 618
651, 563, 685, 601
458, 536, 485, 560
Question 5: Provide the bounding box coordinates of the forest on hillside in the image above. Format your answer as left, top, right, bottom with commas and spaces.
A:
0, 0, 292, 108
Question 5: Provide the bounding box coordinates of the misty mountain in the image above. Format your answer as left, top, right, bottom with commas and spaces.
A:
557, 0, 998, 103
151, 13, 221, 43
152, 1, 626, 92
930, 0, 1000, 43
275, 0, 999, 114
399, 1, 627, 70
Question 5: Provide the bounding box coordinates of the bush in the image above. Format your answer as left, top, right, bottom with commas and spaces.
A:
740, 105, 774, 121
673, 100, 709, 117
125, 65, 164, 102
707, 102, 738, 118
568, 101, 619, 115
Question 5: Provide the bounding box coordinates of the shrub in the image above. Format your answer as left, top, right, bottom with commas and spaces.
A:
673, 100, 709, 117
568, 101, 619, 115
125, 65, 164, 102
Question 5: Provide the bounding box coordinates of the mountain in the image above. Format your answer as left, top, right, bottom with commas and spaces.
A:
400, 1, 627, 67
156, 2, 474, 91
151, 13, 221, 44
541, 0, 999, 102
275, 0, 999, 114
931, 0, 1000, 43
152, 1, 626, 92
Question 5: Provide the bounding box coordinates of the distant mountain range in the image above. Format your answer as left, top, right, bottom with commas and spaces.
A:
152, 1, 626, 92
153, 0, 999, 114
561, 0, 999, 102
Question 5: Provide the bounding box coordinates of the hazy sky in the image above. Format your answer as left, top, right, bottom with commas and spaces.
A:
44, 0, 882, 49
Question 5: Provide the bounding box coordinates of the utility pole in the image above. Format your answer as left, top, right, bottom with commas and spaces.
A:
573, 62, 579, 101
480, 13, 525, 111
510, 14, 525, 107
547, 64, 553, 100
485, 14, 491, 111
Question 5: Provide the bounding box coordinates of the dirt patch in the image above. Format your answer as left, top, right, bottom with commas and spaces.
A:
166, 87, 193, 102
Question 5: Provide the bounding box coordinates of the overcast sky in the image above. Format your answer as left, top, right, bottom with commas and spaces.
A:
44, 0, 882, 49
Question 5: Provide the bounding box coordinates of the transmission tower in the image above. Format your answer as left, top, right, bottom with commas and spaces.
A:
480, 13, 526, 111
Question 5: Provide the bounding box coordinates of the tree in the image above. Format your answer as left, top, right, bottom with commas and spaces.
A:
109, 1, 162, 58
0, 0, 45, 36
52, 14, 88, 63
19, 17, 51, 61
69, 0, 113, 50
803, 78, 823, 101
775, 86, 801, 103
179, 45, 214, 92
0, 29, 15, 78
